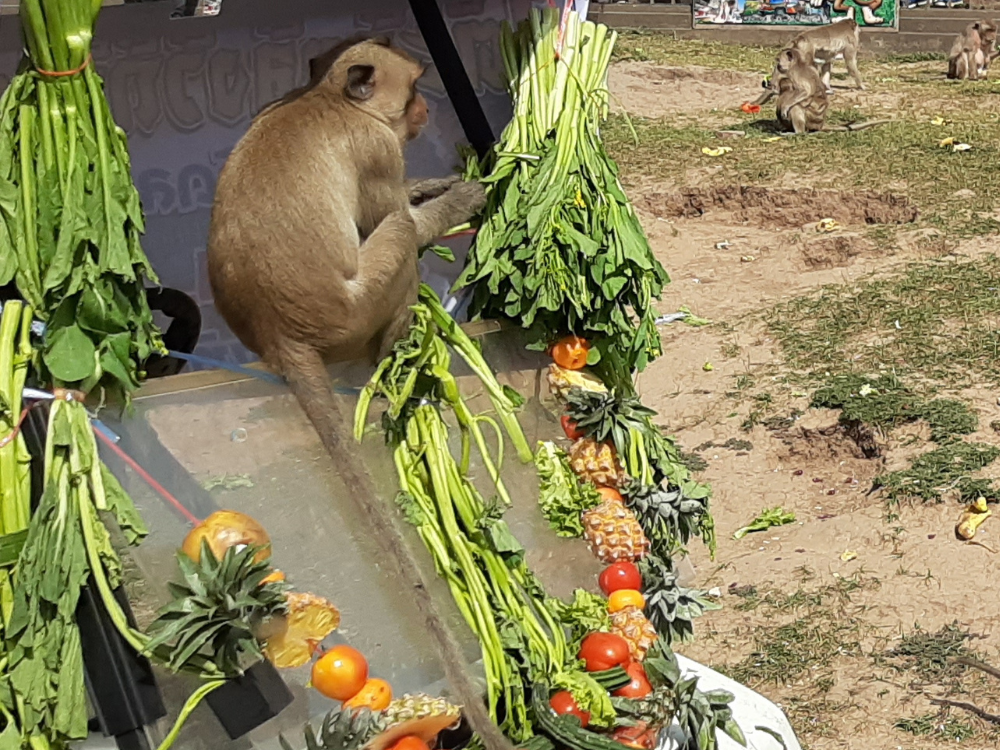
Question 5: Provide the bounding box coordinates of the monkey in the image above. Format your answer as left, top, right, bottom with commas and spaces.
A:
754, 49, 889, 134
948, 20, 998, 80
789, 18, 864, 93
205, 39, 515, 750
143, 288, 202, 378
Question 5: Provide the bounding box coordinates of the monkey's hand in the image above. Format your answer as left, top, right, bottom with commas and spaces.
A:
411, 180, 487, 246
408, 175, 462, 206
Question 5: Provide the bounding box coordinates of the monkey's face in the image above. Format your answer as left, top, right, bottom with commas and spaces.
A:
331, 39, 432, 146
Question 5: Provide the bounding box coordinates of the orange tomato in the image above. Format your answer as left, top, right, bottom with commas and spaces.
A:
181, 510, 271, 563
343, 678, 393, 710
311, 645, 369, 701
607, 589, 645, 613
597, 487, 623, 503
388, 737, 431, 750
261, 569, 286, 585
550, 335, 590, 370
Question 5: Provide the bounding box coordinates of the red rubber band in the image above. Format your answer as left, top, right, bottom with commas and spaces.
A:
35, 54, 92, 78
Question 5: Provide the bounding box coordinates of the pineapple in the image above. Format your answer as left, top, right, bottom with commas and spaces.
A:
613, 685, 679, 735
610, 606, 658, 661
145, 542, 289, 675
264, 591, 341, 668
547, 364, 606, 400
569, 437, 626, 489
279, 706, 380, 750
582, 500, 649, 563
381, 693, 461, 729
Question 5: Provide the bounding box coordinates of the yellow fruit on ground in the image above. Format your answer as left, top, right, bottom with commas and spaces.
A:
608, 589, 645, 613
181, 510, 271, 563
344, 678, 393, 710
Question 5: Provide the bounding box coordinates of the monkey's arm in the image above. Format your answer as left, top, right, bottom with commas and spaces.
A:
752, 89, 776, 106
408, 175, 462, 204
411, 181, 486, 247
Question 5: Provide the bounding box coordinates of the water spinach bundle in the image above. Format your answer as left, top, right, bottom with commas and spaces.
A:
0, 0, 164, 401
456, 8, 669, 382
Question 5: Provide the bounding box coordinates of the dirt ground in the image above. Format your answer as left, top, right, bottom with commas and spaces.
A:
609, 56, 1000, 749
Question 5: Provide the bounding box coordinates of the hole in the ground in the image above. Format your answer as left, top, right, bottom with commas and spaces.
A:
645, 186, 919, 230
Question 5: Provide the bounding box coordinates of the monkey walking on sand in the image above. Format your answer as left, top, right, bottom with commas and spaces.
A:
789, 18, 864, 93
206, 38, 517, 750
947, 20, 999, 80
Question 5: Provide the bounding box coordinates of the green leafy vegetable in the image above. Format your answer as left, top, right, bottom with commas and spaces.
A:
535, 441, 600, 537
455, 8, 669, 383
553, 670, 616, 729
0, 0, 164, 401
554, 588, 611, 655
733, 507, 797, 539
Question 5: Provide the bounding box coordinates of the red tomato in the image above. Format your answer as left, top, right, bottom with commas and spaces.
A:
613, 662, 653, 699
388, 737, 431, 750
549, 690, 590, 727
612, 722, 659, 749
578, 632, 630, 672
599, 562, 643, 596
560, 415, 586, 441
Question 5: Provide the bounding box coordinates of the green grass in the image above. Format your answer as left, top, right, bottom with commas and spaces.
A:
611, 31, 779, 70
894, 713, 978, 741
766, 256, 1000, 390
880, 622, 978, 684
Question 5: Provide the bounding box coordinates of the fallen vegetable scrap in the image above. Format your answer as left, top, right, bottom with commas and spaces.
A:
701, 147, 733, 157
956, 496, 991, 540
740, 102, 761, 114
733, 507, 797, 539
816, 218, 839, 233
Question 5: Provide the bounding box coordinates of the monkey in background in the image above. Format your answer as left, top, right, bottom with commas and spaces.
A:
206, 39, 512, 750
789, 18, 864, 93
948, 20, 998, 80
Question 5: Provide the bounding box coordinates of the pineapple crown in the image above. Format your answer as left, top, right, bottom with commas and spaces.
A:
623, 481, 709, 553
638, 554, 720, 647
279, 706, 382, 750
564, 389, 655, 446
145, 541, 289, 676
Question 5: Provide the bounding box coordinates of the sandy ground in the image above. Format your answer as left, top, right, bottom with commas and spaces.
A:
611, 61, 1000, 748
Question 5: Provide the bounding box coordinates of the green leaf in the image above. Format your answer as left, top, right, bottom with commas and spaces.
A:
43, 324, 96, 383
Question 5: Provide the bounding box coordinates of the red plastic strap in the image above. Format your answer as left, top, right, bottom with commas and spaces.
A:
35, 54, 92, 78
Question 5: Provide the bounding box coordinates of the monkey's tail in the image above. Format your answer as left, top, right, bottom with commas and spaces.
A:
823, 119, 893, 131
278, 343, 517, 750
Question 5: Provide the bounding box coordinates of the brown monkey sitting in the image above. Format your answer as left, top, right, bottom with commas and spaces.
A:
771, 48, 829, 134
206, 39, 512, 750
947, 20, 998, 80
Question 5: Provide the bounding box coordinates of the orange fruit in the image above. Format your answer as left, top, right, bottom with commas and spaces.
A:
261, 569, 286, 585
311, 645, 368, 700
607, 589, 645, 613
597, 487, 623, 503
388, 737, 431, 750
181, 510, 270, 563
343, 678, 393, 710
550, 335, 590, 370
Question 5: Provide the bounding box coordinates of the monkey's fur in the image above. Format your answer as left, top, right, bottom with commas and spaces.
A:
206, 39, 514, 750
948, 20, 999, 80
789, 19, 864, 93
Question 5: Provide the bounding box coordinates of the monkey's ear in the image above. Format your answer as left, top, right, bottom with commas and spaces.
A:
346, 64, 376, 101
371, 36, 391, 47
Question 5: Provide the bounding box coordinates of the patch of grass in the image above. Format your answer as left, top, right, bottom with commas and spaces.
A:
766, 256, 1000, 389
611, 32, 778, 71
881, 622, 977, 684
679, 450, 709, 474
894, 712, 977, 741
874, 442, 1000, 504
723, 611, 862, 686
811, 373, 977, 442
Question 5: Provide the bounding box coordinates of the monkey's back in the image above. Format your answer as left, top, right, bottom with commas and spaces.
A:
206, 90, 406, 360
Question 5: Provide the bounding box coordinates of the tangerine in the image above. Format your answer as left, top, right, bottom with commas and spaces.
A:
597, 487, 623, 503
550, 335, 590, 370
607, 589, 645, 613
388, 737, 431, 750
343, 677, 393, 710
311, 645, 368, 700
